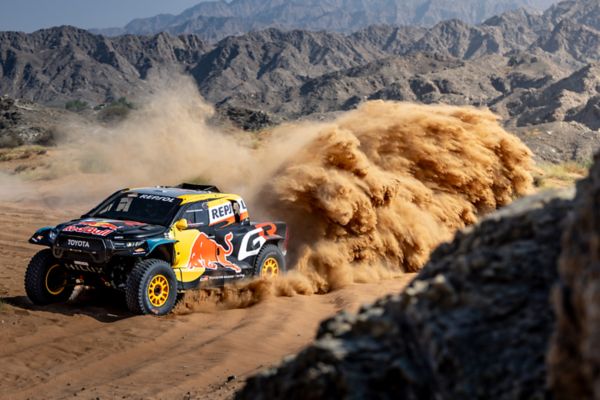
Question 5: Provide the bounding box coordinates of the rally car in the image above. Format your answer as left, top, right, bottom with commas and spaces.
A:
25, 184, 288, 315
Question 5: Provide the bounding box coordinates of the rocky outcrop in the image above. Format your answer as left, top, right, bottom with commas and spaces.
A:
0, 96, 64, 147
237, 189, 573, 400
549, 153, 600, 399
513, 63, 600, 127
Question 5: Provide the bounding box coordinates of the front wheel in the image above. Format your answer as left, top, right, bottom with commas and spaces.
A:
25, 249, 73, 305
125, 259, 177, 315
254, 244, 286, 278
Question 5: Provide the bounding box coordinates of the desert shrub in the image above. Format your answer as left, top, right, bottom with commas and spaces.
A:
65, 99, 89, 112
534, 161, 590, 189
0, 145, 47, 161
97, 97, 135, 123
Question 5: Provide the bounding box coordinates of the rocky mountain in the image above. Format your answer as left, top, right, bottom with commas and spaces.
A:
2, 0, 600, 161
0, 27, 207, 105
94, 0, 558, 42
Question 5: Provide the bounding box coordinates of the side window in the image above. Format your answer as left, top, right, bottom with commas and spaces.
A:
231, 200, 240, 223
236, 198, 249, 222
184, 203, 209, 227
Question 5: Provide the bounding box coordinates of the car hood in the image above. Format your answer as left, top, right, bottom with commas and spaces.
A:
57, 218, 167, 239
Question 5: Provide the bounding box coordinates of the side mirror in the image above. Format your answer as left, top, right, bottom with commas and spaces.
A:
175, 218, 189, 231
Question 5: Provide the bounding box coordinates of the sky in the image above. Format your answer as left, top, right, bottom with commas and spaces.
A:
0, 0, 208, 32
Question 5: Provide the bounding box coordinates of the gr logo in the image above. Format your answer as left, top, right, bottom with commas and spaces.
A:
237, 228, 266, 260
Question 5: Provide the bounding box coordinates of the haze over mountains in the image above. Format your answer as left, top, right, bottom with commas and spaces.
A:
93, 0, 558, 41
1, 0, 600, 161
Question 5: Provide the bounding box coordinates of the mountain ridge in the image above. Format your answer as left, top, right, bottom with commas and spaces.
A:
92, 0, 558, 41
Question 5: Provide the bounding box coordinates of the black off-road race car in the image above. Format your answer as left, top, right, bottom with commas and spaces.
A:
26, 184, 288, 315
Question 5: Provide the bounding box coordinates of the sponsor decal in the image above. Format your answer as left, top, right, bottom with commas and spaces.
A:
256, 222, 277, 238
209, 203, 234, 225
139, 194, 175, 203
189, 232, 241, 273
67, 239, 90, 248
238, 228, 265, 260
239, 199, 248, 213
201, 275, 237, 281
63, 220, 118, 237
236, 199, 249, 221
238, 223, 278, 261
123, 220, 144, 226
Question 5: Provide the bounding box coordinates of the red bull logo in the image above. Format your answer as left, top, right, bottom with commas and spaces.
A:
189, 232, 241, 273
62, 220, 119, 237
84, 221, 119, 230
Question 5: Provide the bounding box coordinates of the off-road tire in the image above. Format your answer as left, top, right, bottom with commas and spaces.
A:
254, 244, 286, 278
125, 259, 177, 315
25, 249, 73, 305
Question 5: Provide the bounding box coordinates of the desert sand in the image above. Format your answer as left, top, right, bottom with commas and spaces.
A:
0, 201, 413, 400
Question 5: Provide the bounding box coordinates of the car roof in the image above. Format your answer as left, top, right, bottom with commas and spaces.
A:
128, 187, 243, 205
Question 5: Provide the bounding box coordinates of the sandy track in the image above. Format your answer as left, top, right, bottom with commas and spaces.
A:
0, 203, 414, 399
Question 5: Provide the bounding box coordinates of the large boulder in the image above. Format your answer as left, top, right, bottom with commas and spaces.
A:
237, 189, 573, 399
549, 153, 600, 399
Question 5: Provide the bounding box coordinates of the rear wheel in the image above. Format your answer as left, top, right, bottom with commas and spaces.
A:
25, 249, 73, 305
254, 244, 286, 278
125, 259, 177, 315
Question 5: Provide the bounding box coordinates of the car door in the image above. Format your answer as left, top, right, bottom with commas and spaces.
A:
210, 198, 254, 280
171, 202, 223, 287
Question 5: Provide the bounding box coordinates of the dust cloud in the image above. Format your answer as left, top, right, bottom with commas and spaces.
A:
1, 78, 534, 309
176, 99, 534, 313
6, 78, 258, 206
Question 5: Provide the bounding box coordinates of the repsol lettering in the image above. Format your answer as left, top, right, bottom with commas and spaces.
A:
210, 204, 233, 223
139, 194, 175, 202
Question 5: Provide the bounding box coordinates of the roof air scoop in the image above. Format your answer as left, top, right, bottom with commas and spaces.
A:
177, 183, 221, 193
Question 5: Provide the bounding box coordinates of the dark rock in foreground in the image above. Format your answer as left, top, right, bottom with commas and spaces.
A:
550, 153, 600, 399
237, 189, 573, 399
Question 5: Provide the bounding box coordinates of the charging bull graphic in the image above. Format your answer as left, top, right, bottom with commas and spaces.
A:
189, 232, 241, 273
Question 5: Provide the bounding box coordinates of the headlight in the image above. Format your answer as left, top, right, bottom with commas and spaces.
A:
113, 241, 144, 249
48, 229, 58, 241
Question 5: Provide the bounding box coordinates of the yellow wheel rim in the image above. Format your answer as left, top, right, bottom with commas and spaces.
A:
45, 264, 66, 295
148, 274, 170, 307
261, 257, 279, 278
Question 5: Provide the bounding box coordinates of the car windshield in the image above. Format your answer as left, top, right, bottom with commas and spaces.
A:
88, 192, 182, 226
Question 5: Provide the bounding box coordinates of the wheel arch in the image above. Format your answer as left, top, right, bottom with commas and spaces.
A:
145, 243, 173, 265
145, 239, 176, 265
263, 235, 286, 251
